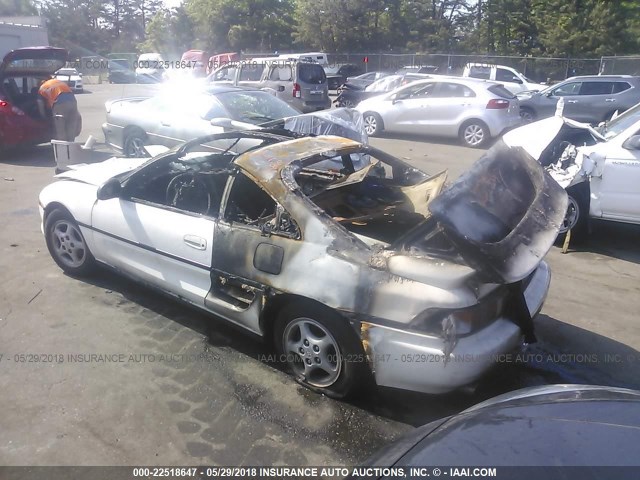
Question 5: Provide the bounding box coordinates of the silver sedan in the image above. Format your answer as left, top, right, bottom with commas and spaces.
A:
102, 85, 300, 156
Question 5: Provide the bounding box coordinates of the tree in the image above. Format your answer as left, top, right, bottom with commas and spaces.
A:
139, 7, 195, 58
0, 0, 37, 15
184, 0, 295, 53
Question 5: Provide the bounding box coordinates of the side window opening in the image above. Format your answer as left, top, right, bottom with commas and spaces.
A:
239, 64, 265, 82
125, 153, 233, 217
225, 173, 300, 238
579, 82, 614, 95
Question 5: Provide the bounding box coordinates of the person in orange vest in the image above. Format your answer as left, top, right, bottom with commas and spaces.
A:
38, 78, 82, 141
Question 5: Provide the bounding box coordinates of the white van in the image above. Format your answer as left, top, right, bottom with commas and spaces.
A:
135, 52, 165, 83
463, 63, 546, 94
279, 52, 328, 66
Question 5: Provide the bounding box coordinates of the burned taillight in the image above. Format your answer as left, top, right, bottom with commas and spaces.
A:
486, 99, 510, 109
0, 100, 9, 108
293, 83, 301, 98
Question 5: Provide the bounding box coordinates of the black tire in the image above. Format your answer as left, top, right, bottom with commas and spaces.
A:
123, 128, 147, 158
274, 301, 372, 399
342, 99, 356, 108
363, 112, 383, 137
557, 183, 589, 244
459, 120, 490, 148
520, 107, 536, 123
44, 209, 96, 276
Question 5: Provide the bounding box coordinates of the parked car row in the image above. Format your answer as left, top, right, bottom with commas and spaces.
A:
207, 57, 331, 113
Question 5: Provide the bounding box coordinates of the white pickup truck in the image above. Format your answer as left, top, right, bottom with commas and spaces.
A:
463, 63, 546, 95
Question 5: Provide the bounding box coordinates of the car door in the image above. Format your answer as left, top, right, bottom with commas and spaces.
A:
206, 172, 302, 334
547, 81, 583, 119
264, 63, 294, 100
576, 81, 616, 123
383, 82, 436, 133
495, 67, 524, 94
236, 62, 266, 89
590, 131, 640, 222
90, 157, 227, 306
423, 82, 475, 136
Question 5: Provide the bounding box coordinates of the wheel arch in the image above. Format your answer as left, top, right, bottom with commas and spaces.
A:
43, 201, 73, 222
459, 117, 490, 136
259, 292, 363, 347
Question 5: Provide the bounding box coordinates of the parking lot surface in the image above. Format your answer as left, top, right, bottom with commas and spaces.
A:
1, 84, 639, 466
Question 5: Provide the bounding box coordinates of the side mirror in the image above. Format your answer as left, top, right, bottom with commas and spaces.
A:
622, 134, 640, 150
97, 177, 122, 201
210, 117, 234, 129
512, 76, 523, 84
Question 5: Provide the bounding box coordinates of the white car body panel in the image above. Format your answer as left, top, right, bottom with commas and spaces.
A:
504, 115, 640, 224
91, 199, 215, 304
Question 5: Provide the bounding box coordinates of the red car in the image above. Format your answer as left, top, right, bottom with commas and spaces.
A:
0, 47, 67, 153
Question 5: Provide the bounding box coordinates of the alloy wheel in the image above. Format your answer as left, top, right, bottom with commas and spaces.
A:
283, 317, 342, 388
50, 220, 87, 268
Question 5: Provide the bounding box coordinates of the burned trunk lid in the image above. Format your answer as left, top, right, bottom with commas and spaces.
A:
398, 143, 568, 285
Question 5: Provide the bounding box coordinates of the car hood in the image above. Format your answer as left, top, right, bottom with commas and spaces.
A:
56, 156, 149, 186
356, 385, 640, 472
391, 142, 568, 284
503, 116, 604, 161
1, 47, 67, 76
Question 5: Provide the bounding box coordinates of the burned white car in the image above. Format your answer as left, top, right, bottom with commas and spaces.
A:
504, 107, 640, 240
38, 131, 566, 398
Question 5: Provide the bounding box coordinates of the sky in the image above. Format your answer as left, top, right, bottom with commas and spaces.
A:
163, 0, 183, 9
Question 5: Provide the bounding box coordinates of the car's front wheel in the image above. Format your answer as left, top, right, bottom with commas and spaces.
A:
274, 302, 371, 399
45, 209, 96, 276
363, 112, 383, 136
557, 184, 589, 244
123, 128, 147, 157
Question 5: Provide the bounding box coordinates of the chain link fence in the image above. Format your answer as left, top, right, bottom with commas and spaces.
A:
245, 52, 604, 83
599, 56, 640, 76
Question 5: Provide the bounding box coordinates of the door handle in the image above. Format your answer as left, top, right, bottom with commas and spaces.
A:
566, 100, 578, 104
161, 120, 171, 126
184, 235, 206, 250
605, 98, 616, 102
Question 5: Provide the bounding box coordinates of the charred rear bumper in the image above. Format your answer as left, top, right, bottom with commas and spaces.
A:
363, 261, 550, 394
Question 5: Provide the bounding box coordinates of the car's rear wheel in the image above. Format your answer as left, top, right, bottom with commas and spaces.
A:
363, 112, 383, 136
342, 99, 356, 108
557, 184, 589, 244
123, 128, 147, 157
45, 209, 96, 276
460, 120, 489, 148
274, 302, 371, 399
520, 107, 536, 123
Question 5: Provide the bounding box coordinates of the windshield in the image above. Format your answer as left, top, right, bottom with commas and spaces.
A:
365, 75, 402, 92
216, 90, 299, 124
601, 102, 640, 140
